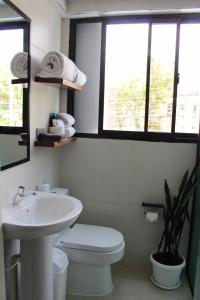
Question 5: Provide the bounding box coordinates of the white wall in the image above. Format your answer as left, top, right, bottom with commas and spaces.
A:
67, 0, 200, 14
59, 0, 198, 267
60, 139, 196, 266
0, 0, 61, 201
0, 0, 62, 297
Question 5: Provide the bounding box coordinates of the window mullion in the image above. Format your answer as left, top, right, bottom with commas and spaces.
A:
98, 20, 106, 135
171, 20, 181, 134
67, 20, 76, 116
144, 22, 152, 132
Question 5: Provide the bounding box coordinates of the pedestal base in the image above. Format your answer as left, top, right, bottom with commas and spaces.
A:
20, 236, 53, 300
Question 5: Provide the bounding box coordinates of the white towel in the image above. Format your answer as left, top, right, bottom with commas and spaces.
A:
56, 113, 75, 127
65, 127, 75, 138
74, 66, 87, 86
10, 52, 28, 78
37, 51, 76, 82
37, 51, 87, 86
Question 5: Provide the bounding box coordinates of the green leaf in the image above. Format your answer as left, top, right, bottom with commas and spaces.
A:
164, 179, 171, 216
158, 159, 200, 258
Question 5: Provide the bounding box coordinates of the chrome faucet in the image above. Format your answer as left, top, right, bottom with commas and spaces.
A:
13, 186, 37, 205
18, 185, 25, 197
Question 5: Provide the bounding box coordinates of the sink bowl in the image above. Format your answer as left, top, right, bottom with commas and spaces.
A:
3, 192, 83, 239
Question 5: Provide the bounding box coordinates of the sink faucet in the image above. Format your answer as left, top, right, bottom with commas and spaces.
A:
13, 186, 37, 205
18, 185, 25, 197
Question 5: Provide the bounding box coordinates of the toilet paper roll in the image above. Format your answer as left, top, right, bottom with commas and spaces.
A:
145, 212, 158, 223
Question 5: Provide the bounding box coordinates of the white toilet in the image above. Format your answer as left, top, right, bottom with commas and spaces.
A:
54, 223, 125, 296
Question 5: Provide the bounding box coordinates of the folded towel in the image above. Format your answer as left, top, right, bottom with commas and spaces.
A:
10, 52, 28, 78
74, 66, 87, 86
65, 127, 76, 138
37, 51, 87, 86
56, 113, 75, 127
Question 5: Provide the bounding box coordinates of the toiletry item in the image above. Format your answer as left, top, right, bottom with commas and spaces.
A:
20, 133, 28, 141
49, 127, 64, 135
49, 112, 57, 127
36, 128, 46, 140
36, 183, 50, 192
38, 133, 62, 142
145, 212, 158, 223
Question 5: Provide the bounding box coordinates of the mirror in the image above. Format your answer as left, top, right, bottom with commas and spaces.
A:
0, 0, 30, 170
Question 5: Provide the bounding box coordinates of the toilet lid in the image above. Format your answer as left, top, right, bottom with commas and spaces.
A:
61, 224, 124, 253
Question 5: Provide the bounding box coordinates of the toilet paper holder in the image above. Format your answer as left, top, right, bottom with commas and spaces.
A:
142, 202, 165, 216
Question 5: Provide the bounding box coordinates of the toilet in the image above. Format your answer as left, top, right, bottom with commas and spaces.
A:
54, 223, 125, 296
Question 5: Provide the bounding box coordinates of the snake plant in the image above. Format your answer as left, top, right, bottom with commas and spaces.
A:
153, 160, 199, 266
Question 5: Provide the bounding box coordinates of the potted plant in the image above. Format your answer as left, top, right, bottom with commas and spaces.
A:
150, 161, 199, 289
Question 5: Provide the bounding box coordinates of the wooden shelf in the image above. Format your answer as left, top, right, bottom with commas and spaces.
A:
34, 137, 76, 148
34, 76, 82, 91
11, 78, 28, 84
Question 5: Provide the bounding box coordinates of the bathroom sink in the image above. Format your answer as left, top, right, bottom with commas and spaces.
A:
2, 192, 82, 239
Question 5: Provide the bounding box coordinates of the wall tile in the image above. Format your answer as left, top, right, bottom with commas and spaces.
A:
60, 138, 196, 265
60, 138, 95, 202
92, 139, 130, 204
128, 141, 166, 205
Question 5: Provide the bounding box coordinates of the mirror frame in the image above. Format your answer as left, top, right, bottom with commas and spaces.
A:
0, 0, 31, 171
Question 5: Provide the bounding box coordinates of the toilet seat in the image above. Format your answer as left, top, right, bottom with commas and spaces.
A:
57, 224, 124, 253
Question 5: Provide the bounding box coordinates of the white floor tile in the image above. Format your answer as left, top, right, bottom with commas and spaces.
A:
67, 264, 192, 300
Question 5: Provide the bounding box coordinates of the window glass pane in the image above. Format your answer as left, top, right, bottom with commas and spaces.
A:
148, 24, 176, 132
176, 24, 200, 134
103, 24, 148, 131
0, 28, 23, 127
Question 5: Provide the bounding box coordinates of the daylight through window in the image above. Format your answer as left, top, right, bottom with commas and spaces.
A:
103, 22, 200, 134
70, 15, 200, 142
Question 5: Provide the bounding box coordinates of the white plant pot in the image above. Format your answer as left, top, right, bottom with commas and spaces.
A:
150, 252, 186, 289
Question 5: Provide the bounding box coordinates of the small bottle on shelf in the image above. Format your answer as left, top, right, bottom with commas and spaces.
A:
49, 112, 57, 127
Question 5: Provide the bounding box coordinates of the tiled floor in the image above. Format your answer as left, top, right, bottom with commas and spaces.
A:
68, 265, 192, 300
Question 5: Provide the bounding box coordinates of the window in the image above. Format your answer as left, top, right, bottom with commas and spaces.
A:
0, 28, 23, 127
68, 15, 200, 142
0, 22, 28, 134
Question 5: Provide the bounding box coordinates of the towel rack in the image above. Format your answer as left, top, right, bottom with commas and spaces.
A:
34, 137, 76, 148
34, 76, 82, 91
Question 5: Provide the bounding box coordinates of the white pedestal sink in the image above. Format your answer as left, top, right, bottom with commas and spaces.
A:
3, 192, 82, 300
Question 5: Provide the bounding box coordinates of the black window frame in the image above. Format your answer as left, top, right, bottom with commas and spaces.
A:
0, 20, 30, 135
68, 14, 200, 143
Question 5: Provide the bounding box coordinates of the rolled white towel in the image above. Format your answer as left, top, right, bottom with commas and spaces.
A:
52, 119, 65, 128
65, 127, 75, 138
10, 52, 28, 78
37, 51, 77, 82
37, 51, 87, 86
56, 113, 75, 127
74, 66, 87, 86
